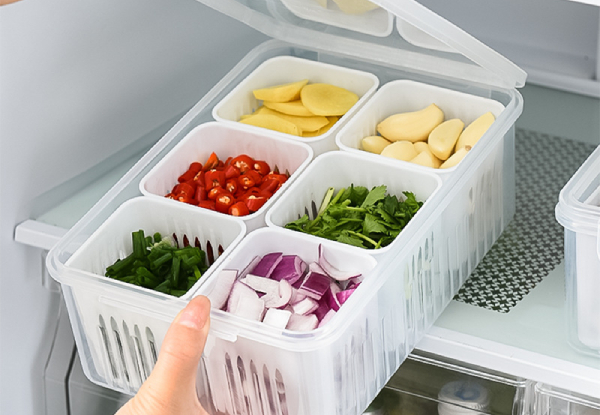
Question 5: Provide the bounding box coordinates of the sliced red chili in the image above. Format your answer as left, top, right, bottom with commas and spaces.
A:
225, 178, 238, 194
231, 154, 255, 174
228, 201, 250, 217
203, 152, 219, 171
244, 195, 267, 213
262, 173, 288, 187
238, 170, 262, 190
259, 178, 279, 194
193, 170, 205, 185
165, 193, 176, 199
205, 170, 226, 190
197, 199, 216, 211
224, 165, 241, 180
177, 182, 195, 197
208, 186, 227, 200
177, 194, 195, 205
178, 161, 202, 183
194, 186, 207, 202
253, 160, 271, 176
215, 193, 235, 214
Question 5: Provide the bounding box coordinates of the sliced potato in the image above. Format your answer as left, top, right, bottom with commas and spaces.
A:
380, 141, 417, 161
300, 83, 359, 116
263, 100, 315, 117
258, 107, 328, 132
240, 114, 302, 136
302, 116, 339, 137
428, 118, 464, 160
361, 135, 391, 154
253, 80, 309, 103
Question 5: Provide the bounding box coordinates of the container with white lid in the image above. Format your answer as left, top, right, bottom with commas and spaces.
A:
555, 144, 600, 356
46, 0, 525, 414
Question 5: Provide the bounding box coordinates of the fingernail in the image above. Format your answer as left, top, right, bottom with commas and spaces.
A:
176, 305, 207, 331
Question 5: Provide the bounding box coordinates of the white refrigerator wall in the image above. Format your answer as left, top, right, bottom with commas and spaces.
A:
0, 0, 265, 414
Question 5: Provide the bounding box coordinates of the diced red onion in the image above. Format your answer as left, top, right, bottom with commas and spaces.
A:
270, 255, 307, 285
227, 282, 265, 321
326, 282, 342, 311
239, 256, 261, 280
286, 313, 318, 331
344, 278, 362, 291
318, 245, 362, 281
313, 298, 330, 321
262, 308, 292, 329
298, 271, 331, 300
318, 309, 337, 328
263, 279, 293, 309
207, 269, 237, 310
308, 261, 326, 275
251, 252, 283, 279
291, 297, 319, 315
242, 274, 280, 294
336, 288, 356, 305
289, 288, 307, 305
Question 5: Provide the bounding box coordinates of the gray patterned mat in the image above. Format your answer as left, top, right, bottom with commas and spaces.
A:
454, 129, 596, 313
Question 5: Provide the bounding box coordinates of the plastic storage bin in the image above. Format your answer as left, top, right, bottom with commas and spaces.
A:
59, 197, 246, 393
139, 122, 314, 231
534, 384, 600, 415
194, 227, 379, 415
555, 145, 600, 356
47, 0, 526, 413
365, 352, 532, 415
212, 55, 379, 155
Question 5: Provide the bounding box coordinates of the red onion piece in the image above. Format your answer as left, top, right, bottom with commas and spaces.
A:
326, 282, 342, 311
298, 271, 331, 300
270, 255, 307, 285
308, 261, 326, 275
263, 279, 293, 308
286, 313, 318, 331
336, 288, 356, 305
242, 274, 280, 294
318, 244, 362, 281
227, 282, 265, 321
262, 308, 292, 329
289, 288, 307, 305
239, 256, 261, 280
207, 269, 237, 310
318, 309, 337, 328
251, 252, 283, 279
313, 298, 330, 321
291, 297, 319, 315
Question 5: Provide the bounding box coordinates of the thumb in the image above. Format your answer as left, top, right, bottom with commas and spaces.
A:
126, 295, 211, 414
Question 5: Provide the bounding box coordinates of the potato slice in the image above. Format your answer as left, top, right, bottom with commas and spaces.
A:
302, 116, 339, 137
300, 83, 359, 116
380, 141, 417, 161
263, 100, 315, 117
253, 80, 309, 103
332, 0, 379, 14
361, 135, 391, 154
258, 107, 329, 132
240, 114, 302, 136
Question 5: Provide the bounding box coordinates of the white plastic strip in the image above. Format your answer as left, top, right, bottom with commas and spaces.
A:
14, 220, 68, 251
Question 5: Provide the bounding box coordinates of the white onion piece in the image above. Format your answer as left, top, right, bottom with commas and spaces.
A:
318, 244, 362, 281
207, 269, 237, 310
262, 308, 292, 329
291, 297, 319, 315
286, 313, 318, 331
318, 309, 337, 328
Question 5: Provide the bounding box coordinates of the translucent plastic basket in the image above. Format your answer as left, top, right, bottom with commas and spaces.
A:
212, 55, 379, 155
193, 227, 381, 415
139, 122, 314, 232
58, 197, 246, 394
534, 383, 600, 415
555, 145, 600, 357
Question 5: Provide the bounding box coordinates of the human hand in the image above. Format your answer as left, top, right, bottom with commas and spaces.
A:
116, 295, 211, 415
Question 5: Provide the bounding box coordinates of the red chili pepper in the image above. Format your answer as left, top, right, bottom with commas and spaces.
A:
177, 182, 195, 197
225, 178, 238, 194
194, 186, 207, 202
215, 192, 235, 214
244, 195, 267, 212
203, 152, 219, 171
224, 165, 241, 180
177, 194, 195, 205
253, 160, 271, 176
228, 201, 250, 217
230, 154, 255, 174
238, 170, 262, 190
208, 186, 227, 200
197, 199, 216, 211
224, 156, 233, 167
205, 170, 226, 190
178, 161, 202, 183
193, 170, 205, 185
262, 173, 288, 187
165, 193, 176, 199
259, 178, 279, 194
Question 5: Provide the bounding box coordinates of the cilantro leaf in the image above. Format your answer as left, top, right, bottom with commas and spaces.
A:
361, 185, 387, 208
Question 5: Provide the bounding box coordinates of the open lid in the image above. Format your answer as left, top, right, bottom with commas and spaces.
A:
194, 0, 526, 90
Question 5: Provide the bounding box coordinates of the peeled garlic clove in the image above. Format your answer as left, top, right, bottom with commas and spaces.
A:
413, 142, 430, 154
361, 135, 391, 154
428, 118, 464, 161
377, 104, 444, 143
410, 146, 441, 168
331, 0, 379, 14
455, 112, 495, 151
379, 141, 417, 161
440, 146, 471, 169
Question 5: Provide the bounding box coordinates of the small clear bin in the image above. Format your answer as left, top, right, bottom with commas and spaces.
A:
534, 383, 600, 415
212, 55, 379, 155
139, 122, 314, 232
56, 197, 246, 394
555, 145, 600, 356
193, 227, 380, 415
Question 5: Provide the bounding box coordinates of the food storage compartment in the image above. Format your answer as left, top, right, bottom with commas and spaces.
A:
193, 227, 386, 415
276, 0, 394, 37
212, 55, 379, 155
139, 122, 314, 231
55, 197, 246, 394
534, 384, 600, 415
365, 352, 531, 415
555, 145, 600, 357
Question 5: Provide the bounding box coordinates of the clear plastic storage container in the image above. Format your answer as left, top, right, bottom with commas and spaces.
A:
534, 384, 600, 415
555, 145, 600, 357
46, 0, 525, 414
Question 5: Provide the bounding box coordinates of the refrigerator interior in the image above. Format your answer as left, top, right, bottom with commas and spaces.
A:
2, 0, 600, 414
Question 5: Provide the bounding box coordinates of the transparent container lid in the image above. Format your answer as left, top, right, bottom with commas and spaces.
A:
194, 0, 526, 89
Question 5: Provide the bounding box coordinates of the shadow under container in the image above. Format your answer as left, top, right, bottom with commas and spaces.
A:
47, 197, 247, 394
